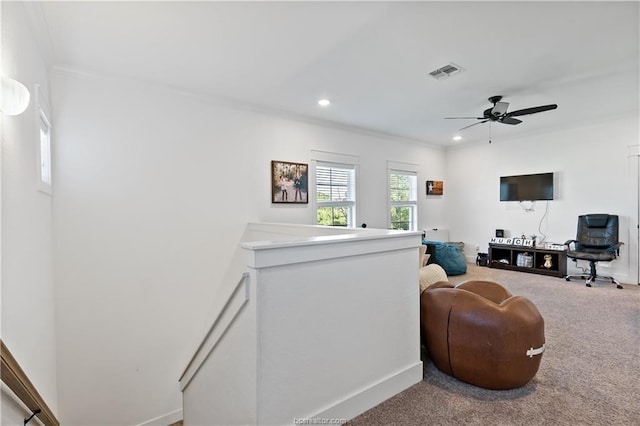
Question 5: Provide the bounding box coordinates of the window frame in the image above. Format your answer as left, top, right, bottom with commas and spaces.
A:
387, 163, 419, 231
311, 151, 359, 228
35, 85, 52, 195
315, 161, 357, 227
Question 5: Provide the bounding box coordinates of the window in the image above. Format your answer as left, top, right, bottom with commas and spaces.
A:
389, 170, 417, 230
39, 110, 52, 187
35, 85, 52, 194
316, 162, 356, 227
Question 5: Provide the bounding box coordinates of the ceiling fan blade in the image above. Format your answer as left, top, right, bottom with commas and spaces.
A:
444, 116, 483, 120
459, 119, 489, 131
506, 104, 558, 117
499, 116, 522, 125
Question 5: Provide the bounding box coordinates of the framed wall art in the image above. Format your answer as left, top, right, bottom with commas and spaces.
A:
426, 180, 444, 195
271, 161, 309, 204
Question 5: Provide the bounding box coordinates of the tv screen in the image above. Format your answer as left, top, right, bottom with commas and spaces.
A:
500, 172, 554, 201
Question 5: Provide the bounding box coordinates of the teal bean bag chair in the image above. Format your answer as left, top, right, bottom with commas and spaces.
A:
423, 240, 468, 276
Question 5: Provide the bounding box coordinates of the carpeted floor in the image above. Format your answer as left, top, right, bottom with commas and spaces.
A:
346, 264, 640, 426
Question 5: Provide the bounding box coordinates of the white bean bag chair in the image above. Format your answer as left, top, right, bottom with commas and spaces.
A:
418, 245, 448, 292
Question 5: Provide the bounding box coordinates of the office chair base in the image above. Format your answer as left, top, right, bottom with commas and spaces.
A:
565, 273, 623, 289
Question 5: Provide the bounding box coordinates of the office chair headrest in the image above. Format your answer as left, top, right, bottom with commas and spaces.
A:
584, 214, 610, 228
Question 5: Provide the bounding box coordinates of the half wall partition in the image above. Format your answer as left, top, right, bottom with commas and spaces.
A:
179, 223, 423, 425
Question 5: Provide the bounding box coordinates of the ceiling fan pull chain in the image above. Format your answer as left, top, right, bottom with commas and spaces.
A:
489, 121, 492, 144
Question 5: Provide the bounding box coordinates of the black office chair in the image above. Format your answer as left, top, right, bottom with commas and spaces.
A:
565, 214, 624, 289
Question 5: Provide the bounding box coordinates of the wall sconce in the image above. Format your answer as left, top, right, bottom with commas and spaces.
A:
1, 76, 31, 116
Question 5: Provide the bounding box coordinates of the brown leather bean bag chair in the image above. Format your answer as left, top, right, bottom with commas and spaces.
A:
421, 280, 545, 390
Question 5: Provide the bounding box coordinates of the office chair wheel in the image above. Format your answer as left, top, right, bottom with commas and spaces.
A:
586, 283, 592, 287
616, 284, 623, 289
565, 277, 570, 281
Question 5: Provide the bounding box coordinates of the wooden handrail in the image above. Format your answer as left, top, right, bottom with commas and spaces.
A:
1, 339, 60, 426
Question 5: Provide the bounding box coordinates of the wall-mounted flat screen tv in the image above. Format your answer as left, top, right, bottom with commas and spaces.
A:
500, 172, 554, 201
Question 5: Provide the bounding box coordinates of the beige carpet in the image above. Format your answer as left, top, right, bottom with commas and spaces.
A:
347, 264, 640, 426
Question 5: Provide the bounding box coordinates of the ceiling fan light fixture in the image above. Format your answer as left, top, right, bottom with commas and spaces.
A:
452, 135, 462, 141
491, 101, 509, 116
317, 99, 331, 107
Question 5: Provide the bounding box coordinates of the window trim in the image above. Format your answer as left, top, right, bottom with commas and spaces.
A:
311, 151, 360, 228
35, 84, 52, 195
387, 161, 419, 231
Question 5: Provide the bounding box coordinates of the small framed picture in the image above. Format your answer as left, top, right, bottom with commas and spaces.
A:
426, 180, 444, 195
271, 161, 309, 204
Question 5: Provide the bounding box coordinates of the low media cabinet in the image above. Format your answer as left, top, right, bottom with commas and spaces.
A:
488, 243, 567, 278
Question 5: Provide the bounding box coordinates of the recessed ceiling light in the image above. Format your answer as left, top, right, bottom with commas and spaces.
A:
453, 135, 462, 141
318, 99, 331, 107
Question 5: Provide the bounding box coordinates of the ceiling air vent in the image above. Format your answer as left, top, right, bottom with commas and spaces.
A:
429, 63, 463, 80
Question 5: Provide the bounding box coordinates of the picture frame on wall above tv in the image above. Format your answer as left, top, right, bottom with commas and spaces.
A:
500, 172, 554, 201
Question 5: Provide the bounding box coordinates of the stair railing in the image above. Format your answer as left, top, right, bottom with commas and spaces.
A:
1, 339, 60, 426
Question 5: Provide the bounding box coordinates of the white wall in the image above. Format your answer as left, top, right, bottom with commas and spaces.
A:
1, 1, 58, 421
445, 115, 639, 284
50, 69, 446, 425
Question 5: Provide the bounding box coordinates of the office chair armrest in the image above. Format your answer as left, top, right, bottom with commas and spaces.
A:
609, 241, 624, 256
564, 239, 577, 249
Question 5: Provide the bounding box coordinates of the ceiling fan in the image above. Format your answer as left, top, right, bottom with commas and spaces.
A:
445, 95, 558, 131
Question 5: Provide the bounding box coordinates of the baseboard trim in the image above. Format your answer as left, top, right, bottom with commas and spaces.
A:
310, 362, 423, 423
135, 408, 183, 426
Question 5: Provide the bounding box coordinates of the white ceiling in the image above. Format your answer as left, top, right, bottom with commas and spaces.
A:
37, 1, 639, 146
